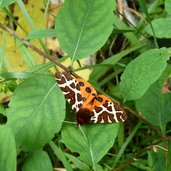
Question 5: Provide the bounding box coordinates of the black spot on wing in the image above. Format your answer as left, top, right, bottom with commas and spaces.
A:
82, 97, 87, 102
97, 97, 103, 102
86, 87, 91, 93
79, 81, 84, 86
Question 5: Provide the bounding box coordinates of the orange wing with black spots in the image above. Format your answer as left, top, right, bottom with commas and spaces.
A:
76, 78, 96, 111
55, 72, 127, 124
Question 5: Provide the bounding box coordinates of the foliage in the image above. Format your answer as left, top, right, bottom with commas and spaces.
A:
0, 0, 171, 171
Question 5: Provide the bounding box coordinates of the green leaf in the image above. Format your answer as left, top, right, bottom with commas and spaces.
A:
55, 0, 115, 60
0, 103, 6, 116
0, 46, 5, 72
0, 72, 46, 80
22, 150, 53, 171
18, 43, 36, 67
0, 0, 16, 8
166, 141, 171, 171
90, 44, 144, 82
165, 0, 171, 14
65, 153, 90, 171
112, 121, 142, 168
26, 29, 57, 40
7, 75, 65, 150
113, 15, 141, 47
148, 148, 166, 171
0, 125, 16, 171
49, 141, 73, 171
28, 62, 55, 73
61, 123, 119, 167
120, 48, 170, 101
145, 18, 171, 38
136, 80, 171, 129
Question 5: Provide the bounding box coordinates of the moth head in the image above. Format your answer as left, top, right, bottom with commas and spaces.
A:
76, 108, 93, 125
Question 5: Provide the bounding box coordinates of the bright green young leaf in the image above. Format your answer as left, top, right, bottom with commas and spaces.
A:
0, 0, 16, 8
55, 0, 115, 61
136, 80, 171, 130
26, 29, 57, 40
0, 125, 16, 171
61, 123, 119, 168
145, 18, 171, 38
22, 150, 53, 171
165, 0, 171, 14
120, 48, 170, 101
0, 72, 41, 79
7, 75, 65, 150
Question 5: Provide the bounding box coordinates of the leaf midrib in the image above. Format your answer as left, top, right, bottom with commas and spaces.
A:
72, 0, 93, 60
18, 83, 57, 143
124, 54, 163, 101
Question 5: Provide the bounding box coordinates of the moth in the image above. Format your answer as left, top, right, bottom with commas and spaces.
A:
55, 72, 127, 125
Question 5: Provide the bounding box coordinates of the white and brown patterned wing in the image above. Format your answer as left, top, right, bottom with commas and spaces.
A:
90, 97, 127, 123
55, 72, 83, 113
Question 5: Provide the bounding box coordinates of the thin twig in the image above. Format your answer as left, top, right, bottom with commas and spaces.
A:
0, 22, 80, 78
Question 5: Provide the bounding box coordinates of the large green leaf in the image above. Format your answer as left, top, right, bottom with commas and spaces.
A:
7, 75, 65, 150
0, 125, 16, 171
120, 48, 170, 101
22, 150, 53, 171
61, 123, 119, 168
55, 0, 115, 60
136, 80, 171, 130
145, 18, 171, 38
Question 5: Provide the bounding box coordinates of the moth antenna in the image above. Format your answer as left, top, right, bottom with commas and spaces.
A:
59, 120, 77, 124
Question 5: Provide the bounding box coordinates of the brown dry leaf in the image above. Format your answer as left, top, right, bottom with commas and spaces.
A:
161, 79, 171, 94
